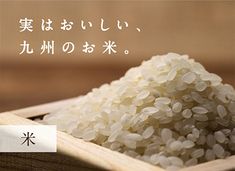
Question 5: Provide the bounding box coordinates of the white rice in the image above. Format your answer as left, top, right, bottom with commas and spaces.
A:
43, 53, 235, 170
142, 126, 154, 139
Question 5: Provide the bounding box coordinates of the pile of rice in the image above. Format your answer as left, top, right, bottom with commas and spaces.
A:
43, 53, 235, 170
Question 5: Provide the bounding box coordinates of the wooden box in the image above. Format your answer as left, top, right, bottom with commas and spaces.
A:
0, 98, 235, 171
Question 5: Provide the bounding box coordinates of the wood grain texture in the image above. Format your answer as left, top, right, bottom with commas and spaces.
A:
0, 113, 163, 171
0, 153, 105, 171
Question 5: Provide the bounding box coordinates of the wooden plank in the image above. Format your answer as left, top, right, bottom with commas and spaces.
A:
181, 155, 235, 171
0, 113, 163, 171
0, 153, 106, 171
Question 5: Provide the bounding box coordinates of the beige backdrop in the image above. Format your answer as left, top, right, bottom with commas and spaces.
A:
0, 1, 235, 112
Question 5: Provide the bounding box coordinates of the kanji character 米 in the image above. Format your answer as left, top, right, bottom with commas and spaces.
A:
102, 40, 117, 54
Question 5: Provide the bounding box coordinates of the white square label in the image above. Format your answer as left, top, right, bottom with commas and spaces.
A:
0, 125, 57, 152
